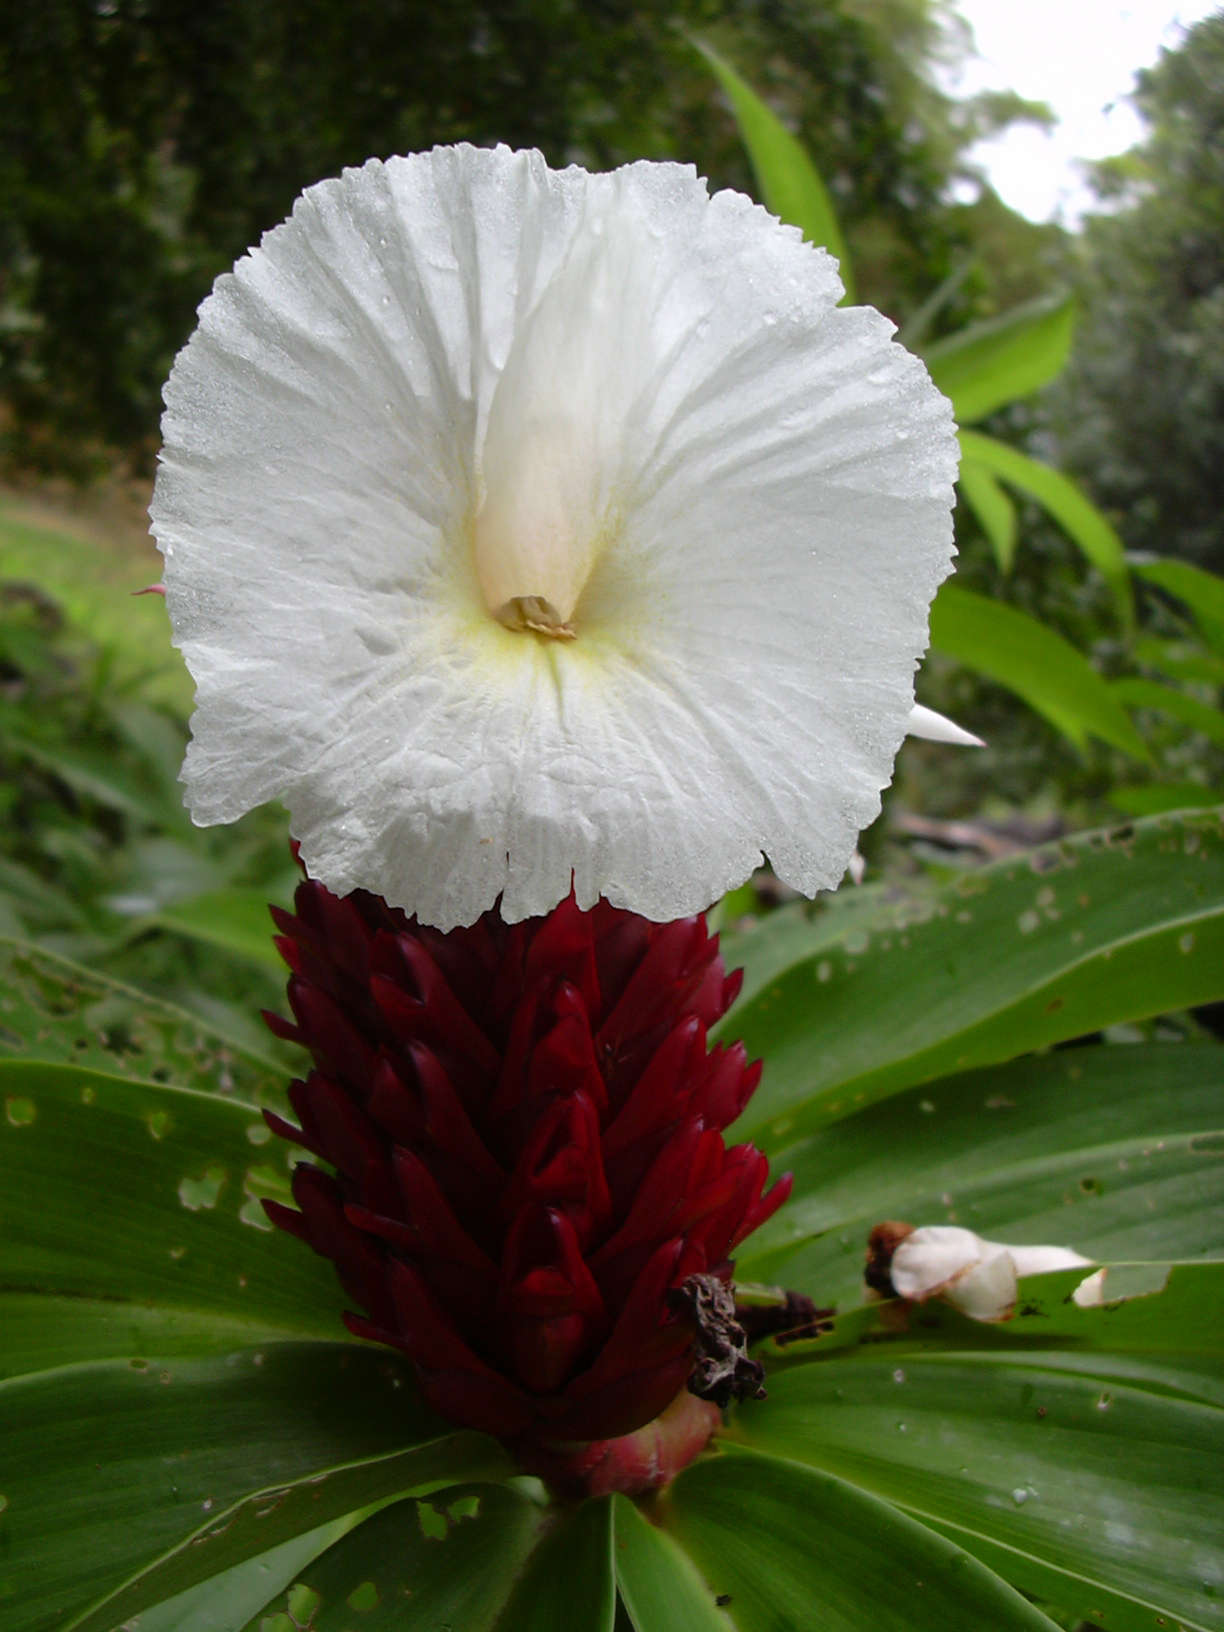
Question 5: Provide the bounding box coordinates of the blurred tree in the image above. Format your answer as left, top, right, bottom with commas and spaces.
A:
1058, 12, 1224, 574
0, 0, 1046, 476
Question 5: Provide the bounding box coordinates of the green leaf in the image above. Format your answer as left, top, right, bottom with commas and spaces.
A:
958, 431, 1132, 620
0, 1061, 341, 1353
238, 1483, 548, 1632
0, 1342, 502, 1632
661, 1446, 1059, 1630
1111, 783, 1224, 816
1134, 556, 1224, 655
958, 458, 1019, 573
612, 1494, 730, 1632
724, 808, 1224, 1148
151, 888, 288, 972
975, 1260, 1224, 1355
136, 1520, 357, 1632
730, 1352, 1224, 1632
495, 1497, 616, 1632
0, 937, 292, 1101
1111, 678, 1224, 746
928, 582, 1147, 758
739, 1042, 1224, 1304
693, 40, 855, 302
922, 294, 1076, 424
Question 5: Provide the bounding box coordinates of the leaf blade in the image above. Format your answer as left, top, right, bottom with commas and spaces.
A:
693, 40, 855, 301
958, 458, 1019, 573
928, 581, 1147, 758
723, 808, 1224, 1147
922, 294, 1076, 424
730, 1351, 1224, 1632
661, 1445, 1059, 1631
612, 1494, 731, 1632
958, 431, 1132, 619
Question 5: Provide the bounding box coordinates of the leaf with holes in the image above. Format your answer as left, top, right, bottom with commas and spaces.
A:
723, 808, 1224, 1148
738, 1042, 1224, 1304
0, 1061, 338, 1366
0, 937, 292, 1101
0, 1342, 506, 1632
236, 1483, 549, 1632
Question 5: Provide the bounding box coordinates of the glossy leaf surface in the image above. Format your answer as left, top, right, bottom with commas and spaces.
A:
731, 1353, 1224, 1632
662, 1447, 1059, 1630
739, 1042, 1224, 1301
0, 1343, 476, 1632
237, 1484, 547, 1632
725, 808, 1224, 1147
694, 41, 855, 300
922, 295, 1075, 425
612, 1494, 730, 1632
0, 1061, 339, 1350
123, 1523, 354, 1632
958, 431, 1131, 617
929, 582, 1147, 757
495, 1497, 617, 1632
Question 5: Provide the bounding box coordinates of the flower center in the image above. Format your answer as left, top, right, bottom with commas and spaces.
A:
471, 419, 606, 641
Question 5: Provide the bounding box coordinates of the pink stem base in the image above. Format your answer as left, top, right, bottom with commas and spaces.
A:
515, 1389, 722, 1498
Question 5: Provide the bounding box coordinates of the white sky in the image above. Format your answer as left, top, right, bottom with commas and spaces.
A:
946, 1, 1222, 223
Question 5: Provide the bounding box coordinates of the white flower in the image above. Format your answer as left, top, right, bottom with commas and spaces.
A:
889, 1225, 1094, 1322
153, 144, 958, 930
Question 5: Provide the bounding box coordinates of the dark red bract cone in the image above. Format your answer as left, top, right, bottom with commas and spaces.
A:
262, 878, 790, 1447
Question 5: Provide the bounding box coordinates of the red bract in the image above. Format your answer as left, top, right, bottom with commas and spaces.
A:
262, 880, 790, 1448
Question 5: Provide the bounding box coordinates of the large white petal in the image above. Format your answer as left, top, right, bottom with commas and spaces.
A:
153, 145, 958, 929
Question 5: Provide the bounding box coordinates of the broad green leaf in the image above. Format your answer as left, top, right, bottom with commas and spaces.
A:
730, 1353, 1224, 1632
0, 1343, 495, 1632
612, 1494, 730, 1632
928, 582, 1147, 757
958, 458, 1019, 572
136, 1521, 356, 1632
661, 1446, 1059, 1631
694, 41, 855, 301
721, 884, 930, 1011
739, 1042, 1224, 1302
1112, 677, 1224, 746
0, 1294, 321, 1382
0, 937, 292, 1100
240, 1483, 548, 1632
922, 294, 1076, 424
969, 1260, 1224, 1355
1134, 556, 1224, 655
724, 808, 1224, 1148
1112, 783, 1224, 816
0, 1061, 340, 1349
958, 431, 1132, 619
78, 1443, 513, 1632
495, 1497, 616, 1632
151, 887, 288, 972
